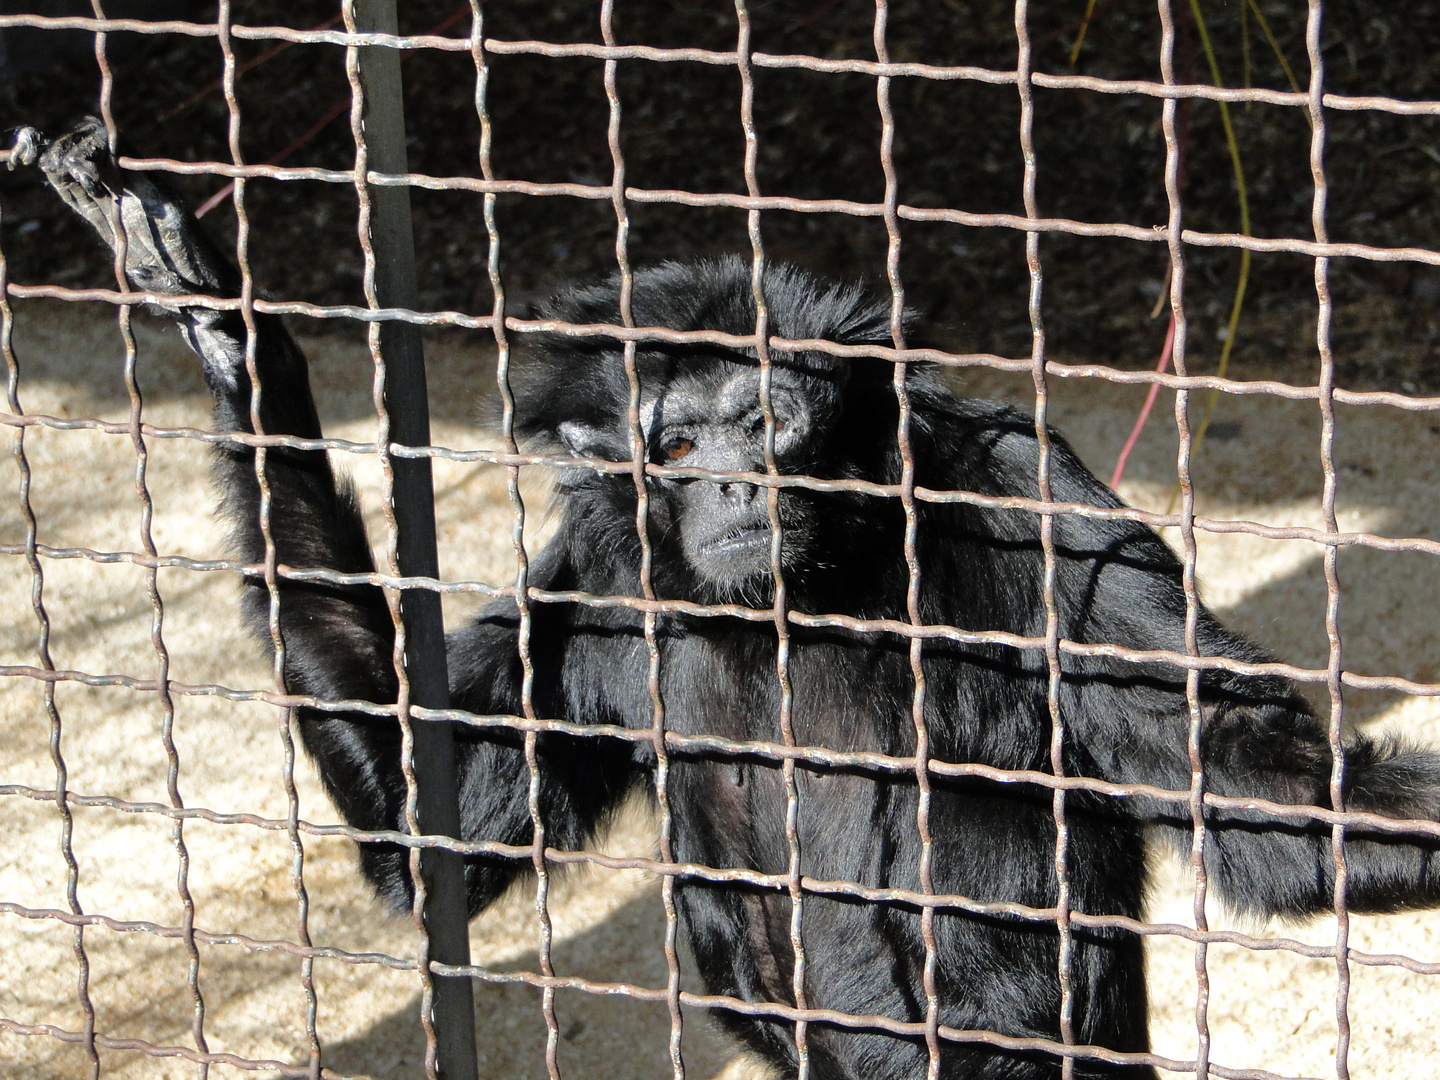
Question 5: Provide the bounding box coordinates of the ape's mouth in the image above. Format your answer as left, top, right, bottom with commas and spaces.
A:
686, 516, 795, 590
705, 525, 772, 557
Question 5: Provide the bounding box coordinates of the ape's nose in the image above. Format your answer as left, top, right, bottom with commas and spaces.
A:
720, 482, 758, 508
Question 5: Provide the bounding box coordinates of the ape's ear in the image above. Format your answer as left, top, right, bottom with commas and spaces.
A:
557, 419, 627, 462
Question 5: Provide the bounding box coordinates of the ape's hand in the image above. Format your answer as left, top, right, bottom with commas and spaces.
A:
15, 116, 265, 392
13, 116, 236, 300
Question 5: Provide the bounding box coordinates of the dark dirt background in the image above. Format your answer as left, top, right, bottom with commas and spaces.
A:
0, 0, 1438, 393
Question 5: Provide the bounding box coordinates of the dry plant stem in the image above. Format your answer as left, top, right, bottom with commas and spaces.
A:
1116, 0, 1305, 497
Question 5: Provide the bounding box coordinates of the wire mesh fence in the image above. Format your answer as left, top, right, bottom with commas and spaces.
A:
1, 2, 1439, 1079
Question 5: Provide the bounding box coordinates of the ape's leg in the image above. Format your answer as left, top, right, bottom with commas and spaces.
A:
19, 117, 531, 910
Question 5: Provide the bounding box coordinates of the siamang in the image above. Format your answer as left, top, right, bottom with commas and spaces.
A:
20, 117, 1440, 1079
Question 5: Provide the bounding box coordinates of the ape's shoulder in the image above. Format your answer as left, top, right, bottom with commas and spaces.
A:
911, 386, 1124, 513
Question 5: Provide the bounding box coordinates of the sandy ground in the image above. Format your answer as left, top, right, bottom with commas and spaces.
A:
0, 298, 1437, 1080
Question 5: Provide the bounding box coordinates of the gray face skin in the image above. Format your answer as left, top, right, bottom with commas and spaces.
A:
552, 357, 835, 596
649, 367, 815, 589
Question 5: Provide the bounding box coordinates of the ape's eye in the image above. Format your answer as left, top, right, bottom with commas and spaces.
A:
662, 437, 693, 461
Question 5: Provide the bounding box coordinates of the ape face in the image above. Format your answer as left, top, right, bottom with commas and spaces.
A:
516, 257, 901, 602
558, 357, 827, 599
647, 365, 817, 590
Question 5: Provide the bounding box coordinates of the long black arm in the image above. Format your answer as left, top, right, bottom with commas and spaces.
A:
1037, 433, 1440, 919
17, 117, 624, 912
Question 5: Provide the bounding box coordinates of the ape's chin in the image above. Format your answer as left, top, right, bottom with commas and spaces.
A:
690, 549, 775, 606
698, 571, 777, 608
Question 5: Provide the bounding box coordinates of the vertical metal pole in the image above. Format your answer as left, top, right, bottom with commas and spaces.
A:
351, 4, 479, 1078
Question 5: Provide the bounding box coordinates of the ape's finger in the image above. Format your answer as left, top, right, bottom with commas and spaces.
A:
17, 116, 234, 300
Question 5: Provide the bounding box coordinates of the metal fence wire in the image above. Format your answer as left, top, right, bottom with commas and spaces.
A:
0, 2, 1438, 1079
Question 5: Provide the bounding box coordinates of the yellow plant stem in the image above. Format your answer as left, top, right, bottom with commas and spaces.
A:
1246, 0, 1305, 98
1070, 0, 1100, 67
1241, 0, 1252, 102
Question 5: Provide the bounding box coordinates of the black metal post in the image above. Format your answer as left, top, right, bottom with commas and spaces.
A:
351, 3, 479, 1077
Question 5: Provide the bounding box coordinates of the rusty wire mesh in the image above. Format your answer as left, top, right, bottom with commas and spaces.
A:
0, 3, 1438, 1080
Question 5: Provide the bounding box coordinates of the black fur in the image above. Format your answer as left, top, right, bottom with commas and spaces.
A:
26, 118, 1440, 1080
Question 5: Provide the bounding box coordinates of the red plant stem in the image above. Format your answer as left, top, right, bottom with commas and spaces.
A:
195, 99, 349, 217
1109, 313, 1175, 490
155, 15, 343, 125
195, 4, 472, 219
1111, 3, 1192, 488
786, 0, 847, 33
